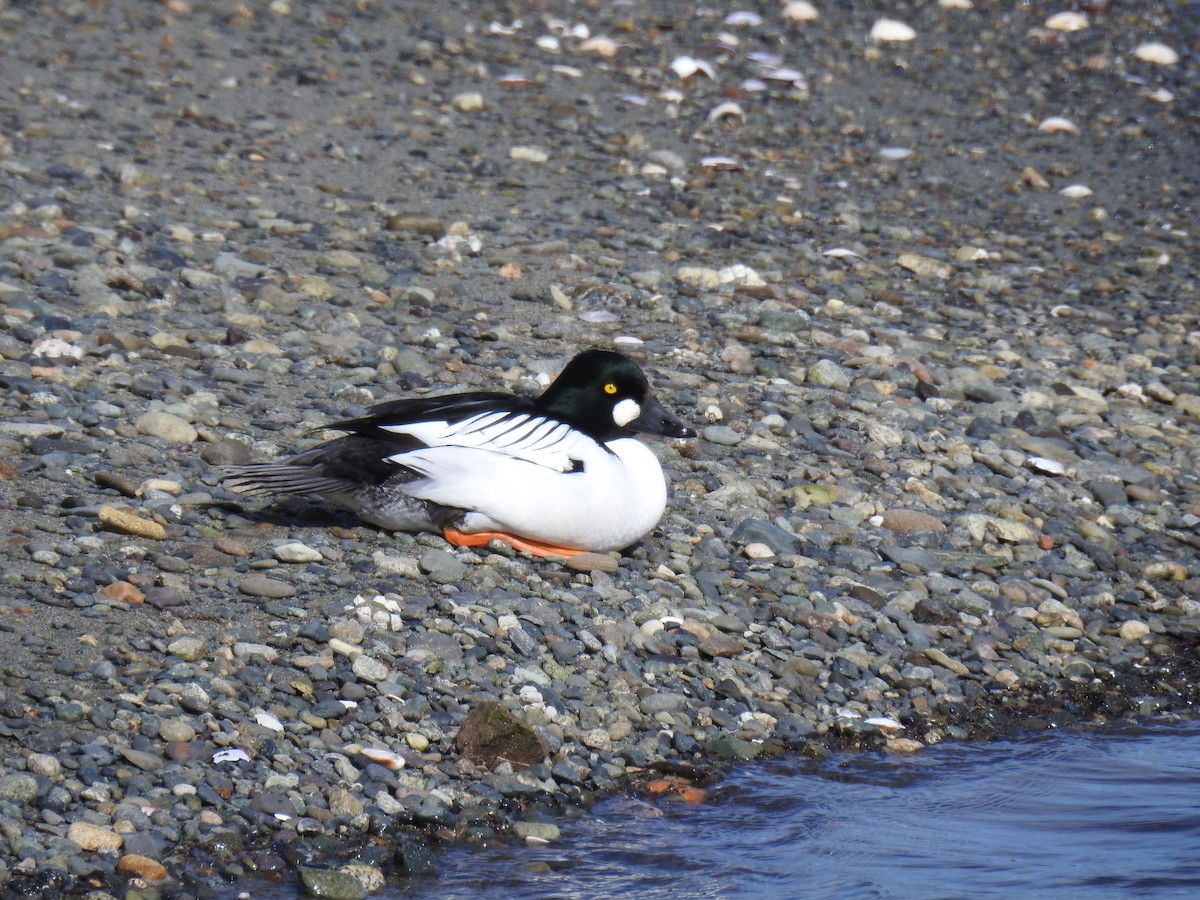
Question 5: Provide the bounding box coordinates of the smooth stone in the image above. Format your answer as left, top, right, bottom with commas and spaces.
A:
513, 822, 561, 843
120, 747, 164, 771
238, 576, 297, 599
924, 647, 970, 676
351, 654, 389, 684
1119, 620, 1151, 641
698, 633, 745, 658
167, 636, 207, 661
0, 773, 39, 803
274, 541, 324, 563
135, 410, 198, 443
299, 866, 367, 900
158, 719, 197, 742
704, 733, 763, 761
877, 509, 946, 534
98, 505, 166, 540
731, 518, 799, 554
564, 552, 619, 574
68, 821, 124, 853
419, 548, 467, 582
25, 753, 62, 779
807, 358, 852, 391
702, 425, 741, 446
116, 854, 169, 883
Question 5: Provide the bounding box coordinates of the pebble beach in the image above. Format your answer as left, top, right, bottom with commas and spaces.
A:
1, 1, 1198, 897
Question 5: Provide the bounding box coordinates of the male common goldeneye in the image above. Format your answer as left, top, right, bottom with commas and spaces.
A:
222, 349, 695, 557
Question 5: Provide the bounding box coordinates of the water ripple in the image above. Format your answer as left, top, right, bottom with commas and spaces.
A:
229, 721, 1200, 900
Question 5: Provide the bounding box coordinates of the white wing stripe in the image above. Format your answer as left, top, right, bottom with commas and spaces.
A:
378, 410, 596, 471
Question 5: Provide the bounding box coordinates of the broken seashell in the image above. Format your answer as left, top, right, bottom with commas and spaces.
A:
360, 747, 407, 770
699, 155, 742, 170
1045, 11, 1088, 31
761, 66, 807, 87
1038, 116, 1079, 134
254, 711, 285, 733
870, 18, 916, 42
1027, 456, 1066, 476
1133, 42, 1179, 66
671, 55, 716, 80
781, 1, 819, 22
707, 101, 745, 122
725, 11, 763, 26
496, 72, 537, 88
1059, 184, 1093, 198
579, 36, 619, 57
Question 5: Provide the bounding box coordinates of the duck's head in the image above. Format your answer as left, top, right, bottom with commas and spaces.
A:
537, 349, 697, 442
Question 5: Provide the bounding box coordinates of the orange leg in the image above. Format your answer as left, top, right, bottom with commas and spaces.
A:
443, 527, 589, 559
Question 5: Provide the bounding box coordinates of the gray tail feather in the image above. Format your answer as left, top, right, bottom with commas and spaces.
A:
222, 465, 354, 498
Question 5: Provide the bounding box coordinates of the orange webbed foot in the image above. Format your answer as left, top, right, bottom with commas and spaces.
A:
443, 527, 588, 559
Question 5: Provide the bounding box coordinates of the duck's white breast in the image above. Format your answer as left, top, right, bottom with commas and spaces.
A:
393, 433, 667, 552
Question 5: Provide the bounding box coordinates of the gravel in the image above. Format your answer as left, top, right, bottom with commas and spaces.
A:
1, 0, 1199, 896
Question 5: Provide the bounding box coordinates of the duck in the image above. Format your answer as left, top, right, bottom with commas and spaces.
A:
222, 349, 696, 557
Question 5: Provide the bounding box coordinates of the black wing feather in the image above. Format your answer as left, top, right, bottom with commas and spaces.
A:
224, 391, 546, 496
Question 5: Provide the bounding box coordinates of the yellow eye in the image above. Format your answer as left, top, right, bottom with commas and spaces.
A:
603, 382, 618, 395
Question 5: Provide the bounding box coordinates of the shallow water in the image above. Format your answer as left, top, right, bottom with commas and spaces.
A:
233, 721, 1200, 899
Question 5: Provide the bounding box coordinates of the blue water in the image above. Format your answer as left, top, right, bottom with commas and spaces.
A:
233, 721, 1200, 899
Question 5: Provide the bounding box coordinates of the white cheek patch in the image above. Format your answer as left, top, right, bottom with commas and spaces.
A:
612, 397, 641, 427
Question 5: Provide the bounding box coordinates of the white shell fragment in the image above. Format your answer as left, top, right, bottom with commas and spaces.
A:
1059, 184, 1093, 198
699, 155, 742, 170
579, 36, 619, 57
671, 55, 716, 80
254, 710, 285, 733
781, 1, 819, 22
864, 716, 905, 733
761, 66, 807, 87
1045, 11, 1088, 32
938, 0, 972, 8
213, 748, 251, 764
823, 247, 862, 259
580, 309, 619, 323
707, 101, 745, 122
1144, 88, 1175, 103
725, 11, 763, 26
1038, 116, 1079, 134
360, 747, 407, 770
496, 72, 536, 88
32, 337, 84, 360
1133, 42, 1179, 66
870, 18, 916, 42
1027, 456, 1066, 476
